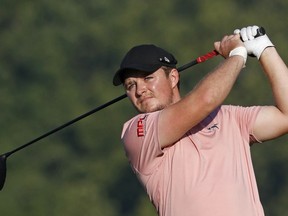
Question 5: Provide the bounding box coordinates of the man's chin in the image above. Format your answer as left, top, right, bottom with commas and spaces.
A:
138, 105, 165, 113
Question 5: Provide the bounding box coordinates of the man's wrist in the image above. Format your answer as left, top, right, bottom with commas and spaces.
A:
229, 46, 247, 67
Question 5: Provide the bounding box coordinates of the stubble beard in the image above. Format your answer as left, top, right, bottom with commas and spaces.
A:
135, 94, 174, 114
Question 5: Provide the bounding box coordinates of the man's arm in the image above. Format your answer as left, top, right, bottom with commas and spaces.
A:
158, 34, 246, 148
237, 25, 288, 141
253, 47, 288, 141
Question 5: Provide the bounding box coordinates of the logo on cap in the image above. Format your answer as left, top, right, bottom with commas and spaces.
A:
159, 56, 171, 64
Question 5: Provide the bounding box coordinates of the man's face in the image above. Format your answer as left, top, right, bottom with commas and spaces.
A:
123, 68, 177, 113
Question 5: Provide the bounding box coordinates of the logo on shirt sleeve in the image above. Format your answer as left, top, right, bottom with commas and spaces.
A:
137, 115, 147, 137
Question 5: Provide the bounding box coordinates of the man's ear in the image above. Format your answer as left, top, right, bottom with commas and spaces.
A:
169, 68, 180, 89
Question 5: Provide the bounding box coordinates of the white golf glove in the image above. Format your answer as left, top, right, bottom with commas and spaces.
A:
234, 25, 274, 59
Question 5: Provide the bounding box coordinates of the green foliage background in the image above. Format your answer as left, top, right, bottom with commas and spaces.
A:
0, 0, 288, 215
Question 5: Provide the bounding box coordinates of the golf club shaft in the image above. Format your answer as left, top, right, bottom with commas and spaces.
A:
3, 93, 128, 158
0, 27, 268, 192
1, 50, 220, 158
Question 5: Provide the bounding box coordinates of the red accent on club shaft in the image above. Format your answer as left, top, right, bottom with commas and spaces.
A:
196, 50, 219, 63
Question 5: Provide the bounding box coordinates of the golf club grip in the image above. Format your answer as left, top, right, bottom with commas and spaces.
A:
255, 26, 266, 37
196, 50, 219, 63
240, 26, 266, 41
177, 50, 219, 72
187, 27, 265, 65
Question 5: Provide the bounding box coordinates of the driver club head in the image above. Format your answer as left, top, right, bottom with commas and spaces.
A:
0, 154, 7, 190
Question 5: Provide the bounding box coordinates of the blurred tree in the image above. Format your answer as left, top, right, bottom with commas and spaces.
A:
0, 0, 287, 215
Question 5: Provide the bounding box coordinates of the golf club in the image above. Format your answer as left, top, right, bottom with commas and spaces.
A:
0, 50, 218, 191
0, 27, 265, 191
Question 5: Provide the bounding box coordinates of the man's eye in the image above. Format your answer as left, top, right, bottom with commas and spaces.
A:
145, 76, 153, 80
126, 83, 135, 90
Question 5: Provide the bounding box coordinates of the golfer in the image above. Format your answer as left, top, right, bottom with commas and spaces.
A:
113, 25, 288, 216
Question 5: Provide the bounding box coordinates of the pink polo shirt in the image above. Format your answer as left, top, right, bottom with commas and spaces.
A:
121, 105, 265, 216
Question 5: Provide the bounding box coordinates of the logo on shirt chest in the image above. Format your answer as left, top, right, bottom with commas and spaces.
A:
207, 123, 219, 131
137, 116, 147, 137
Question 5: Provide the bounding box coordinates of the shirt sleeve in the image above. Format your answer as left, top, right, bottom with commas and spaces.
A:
121, 111, 164, 175
228, 105, 262, 144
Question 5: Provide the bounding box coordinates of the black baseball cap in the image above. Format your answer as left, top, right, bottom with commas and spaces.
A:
113, 44, 177, 86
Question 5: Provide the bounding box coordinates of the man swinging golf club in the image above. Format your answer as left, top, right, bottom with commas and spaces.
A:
113, 25, 288, 216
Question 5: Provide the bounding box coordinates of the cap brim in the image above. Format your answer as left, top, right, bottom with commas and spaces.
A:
112, 64, 161, 86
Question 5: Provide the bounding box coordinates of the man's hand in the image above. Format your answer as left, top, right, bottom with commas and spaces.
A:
214, 34, 247, 65
234, 25, 274, 59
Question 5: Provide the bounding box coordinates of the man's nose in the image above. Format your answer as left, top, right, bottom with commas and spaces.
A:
136, 80, 147, 96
